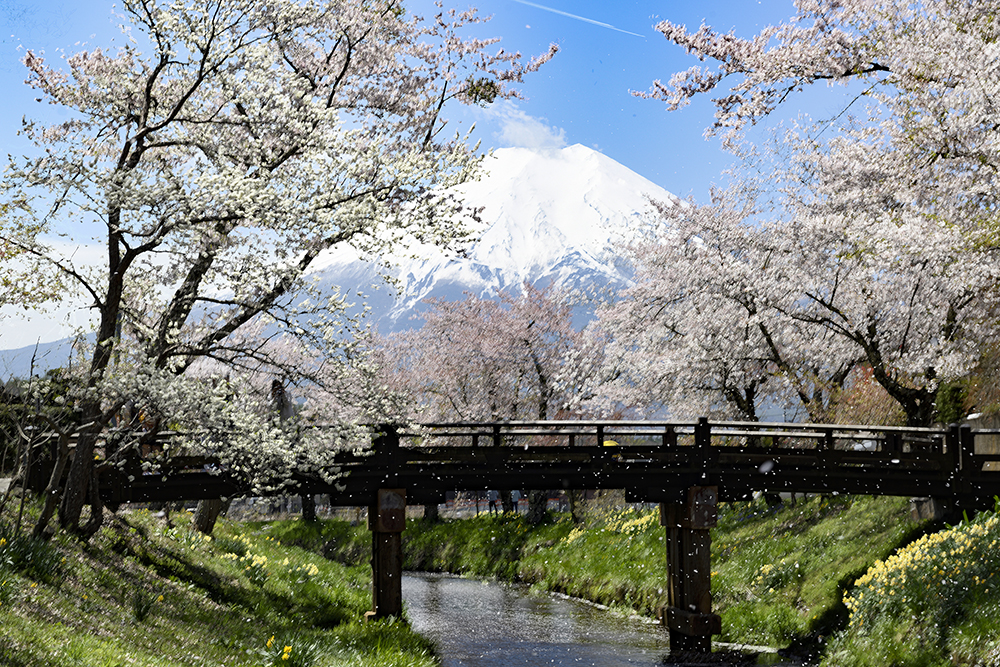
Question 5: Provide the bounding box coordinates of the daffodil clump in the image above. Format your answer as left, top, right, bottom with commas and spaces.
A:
262, 632, 321, 667
565, 507, 659, 545
242, 552, 270, 587
163, 525, 213, 551
844, 510, 1000, 636
603, 508, 661, 535
288, 562, 321, 582
753, 558, 801, 593
217, 531, 327, 588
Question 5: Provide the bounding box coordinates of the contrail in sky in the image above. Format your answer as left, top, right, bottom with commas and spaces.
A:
511, 0, 645, 38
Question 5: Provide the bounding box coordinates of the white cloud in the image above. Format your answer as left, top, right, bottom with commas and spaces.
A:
490, 101, 566, 150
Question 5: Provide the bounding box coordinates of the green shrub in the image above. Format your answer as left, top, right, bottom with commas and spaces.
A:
935, 380, 968, 425
130, 588, 162, 622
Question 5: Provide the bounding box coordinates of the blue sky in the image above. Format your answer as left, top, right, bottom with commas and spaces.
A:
0, 0, 831, 200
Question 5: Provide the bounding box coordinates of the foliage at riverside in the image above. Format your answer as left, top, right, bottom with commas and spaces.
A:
825, 507, 1000, 666
271, 494, 936, 654
0, 504, 436, 667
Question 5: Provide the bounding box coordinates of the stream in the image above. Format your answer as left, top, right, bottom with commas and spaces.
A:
402, 573, 799, 666
402, 572, 673, 666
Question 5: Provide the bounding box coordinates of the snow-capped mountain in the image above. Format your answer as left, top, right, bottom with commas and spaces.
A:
310, 143, 677, 331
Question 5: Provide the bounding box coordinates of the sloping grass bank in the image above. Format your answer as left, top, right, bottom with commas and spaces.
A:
0, 503, 436, 667
708, 495, 923, 649
267, 495, 927, 654
824, 507, 1000, 666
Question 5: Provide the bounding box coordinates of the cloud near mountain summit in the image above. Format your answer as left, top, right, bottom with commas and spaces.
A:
490, 101, 566, 150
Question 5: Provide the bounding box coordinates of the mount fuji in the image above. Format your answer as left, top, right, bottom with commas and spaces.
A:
309, 143, 677, 332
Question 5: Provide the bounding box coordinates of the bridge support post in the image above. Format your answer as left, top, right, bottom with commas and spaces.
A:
366, 488, 406, 621
660, 486, 721, 654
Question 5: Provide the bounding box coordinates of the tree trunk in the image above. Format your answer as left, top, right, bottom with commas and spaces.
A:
526, 490, 548, 525
499, 489, 514, 514
59, 411, 102, 533
193, 498, 226, 535
33, 432, 72, 539
301, 494, 317, 522
81, 464, 105, 539
568, 489, 586, 524
423, 502, 440, 522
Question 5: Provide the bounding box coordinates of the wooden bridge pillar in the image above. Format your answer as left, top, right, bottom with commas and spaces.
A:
660, 486, 721, 653
366, 488, 406, 621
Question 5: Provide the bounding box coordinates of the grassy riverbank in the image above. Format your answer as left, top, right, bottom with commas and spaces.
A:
268, 495, 976, 662
0, 502, 435, 667
824, 507, 1000, 666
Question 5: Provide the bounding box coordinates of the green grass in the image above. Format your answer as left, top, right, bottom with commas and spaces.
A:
0, 502, 437, 666
708, 495, 924, 648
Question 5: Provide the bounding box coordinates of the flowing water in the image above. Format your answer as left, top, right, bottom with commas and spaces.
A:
402, 572, 671, 666
402, 573, 799, 666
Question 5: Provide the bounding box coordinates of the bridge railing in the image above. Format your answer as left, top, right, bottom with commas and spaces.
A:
405, 419, 955, 451
399, 419, 958, 470
379, 419, 998, 503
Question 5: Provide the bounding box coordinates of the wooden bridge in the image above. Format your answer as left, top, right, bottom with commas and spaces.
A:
68, 419, 1000, 653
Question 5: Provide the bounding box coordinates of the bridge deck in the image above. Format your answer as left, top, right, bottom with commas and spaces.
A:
79, 419, 1000, 509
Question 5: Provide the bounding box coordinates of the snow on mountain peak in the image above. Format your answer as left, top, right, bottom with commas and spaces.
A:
310, 143, 677, 329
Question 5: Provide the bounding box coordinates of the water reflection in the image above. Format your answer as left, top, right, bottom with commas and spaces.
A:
402, 572, 671, 666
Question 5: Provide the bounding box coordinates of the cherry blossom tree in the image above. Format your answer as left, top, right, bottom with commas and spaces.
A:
773, 169, 995, 426
382, 283, 582, 422
644, 0, 1000, 267
589, 180, 858, 423
645, 0, 1000, 169
380, 283, 585, 522
0, 0, 554, 535
628, 0, 1000, 426
595, 171, 995, 426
